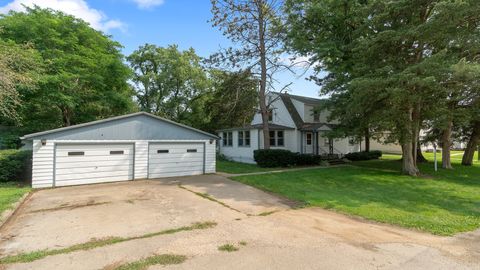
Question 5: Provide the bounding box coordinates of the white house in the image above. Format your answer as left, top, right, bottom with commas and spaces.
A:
21, 112, 218, 188
218, 92, 364, 163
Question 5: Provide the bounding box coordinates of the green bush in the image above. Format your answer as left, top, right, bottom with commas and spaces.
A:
254, 149, 321, 167
344, 150, 382, 161
0, 150, 31, 182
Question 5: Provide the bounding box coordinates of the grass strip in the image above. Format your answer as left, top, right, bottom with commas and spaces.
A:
0, 221, 216, 264
218, 244, 239, 252
178, 185, 243, 213
114, 254, 187, 270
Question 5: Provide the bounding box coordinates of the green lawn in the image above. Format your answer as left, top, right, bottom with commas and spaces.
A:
216, 159, 275, 174
232, 151, 480, 235
0, 182, 30, 216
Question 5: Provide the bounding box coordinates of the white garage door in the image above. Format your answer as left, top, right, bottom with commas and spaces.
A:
54, 144, 134, 187
148, 142, 204, 178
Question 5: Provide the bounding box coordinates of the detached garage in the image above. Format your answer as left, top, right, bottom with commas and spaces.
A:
21, 112, 218, 188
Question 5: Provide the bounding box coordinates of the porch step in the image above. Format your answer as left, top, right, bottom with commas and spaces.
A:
327, 159, 346, 165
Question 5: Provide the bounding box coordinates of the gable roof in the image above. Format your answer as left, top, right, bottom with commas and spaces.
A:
21, 112, 219, 140
278, 93, 304, 129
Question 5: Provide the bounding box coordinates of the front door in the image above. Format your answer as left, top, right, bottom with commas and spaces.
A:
305, 132, 313, 154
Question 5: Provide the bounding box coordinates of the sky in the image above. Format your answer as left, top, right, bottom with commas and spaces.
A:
0, 0, 321, 98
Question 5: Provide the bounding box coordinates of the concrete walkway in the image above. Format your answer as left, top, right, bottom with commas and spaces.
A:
218, 164, 343, 177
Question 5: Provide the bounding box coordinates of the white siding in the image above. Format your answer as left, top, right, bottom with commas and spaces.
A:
135, 141, 149, 179
205, 140, 216, 173
32, 140, 54, 188
219, 130, 259, 164
252, 93, 296, 128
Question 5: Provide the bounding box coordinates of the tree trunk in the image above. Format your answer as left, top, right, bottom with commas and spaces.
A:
257, 2, 270, 149
462, 121, 480, 166
416, 144, 428, 163
441, 120, 453, 169
402, 142, 419, 176
401, 107, 419, 176
62, 107, 71, 127
364, 128, 370, 152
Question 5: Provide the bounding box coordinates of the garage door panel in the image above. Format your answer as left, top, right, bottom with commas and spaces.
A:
55, 159, 133, 169
149, 170, 204, 179
55, 144, 133, 186
148, 155, 203, 162
148, 142, 204, 179
149, 164, 204, 174
55, 164, 133, 175
56, 170, 132, 181
55, 154, 134, 163
55, 175, 132, 187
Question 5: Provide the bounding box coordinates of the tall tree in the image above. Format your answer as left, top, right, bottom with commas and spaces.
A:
204, 69, 258, 132
0, 40, 42, 123
210, 0, 288, 149
0, 7, 133, 131
284, 0, 480, 175
127, 44, 209, 123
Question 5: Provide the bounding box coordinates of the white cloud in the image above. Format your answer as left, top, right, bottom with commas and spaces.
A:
0, 0, 126, 32
131, 0, 164, 9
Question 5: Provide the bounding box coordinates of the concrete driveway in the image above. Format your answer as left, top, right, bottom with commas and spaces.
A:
0, 175, 478, 270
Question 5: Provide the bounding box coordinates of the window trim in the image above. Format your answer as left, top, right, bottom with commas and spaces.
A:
238, 130, 251, 147
222, 132, 233, 147
269, 130, 285, 147
306, 132, 312, 145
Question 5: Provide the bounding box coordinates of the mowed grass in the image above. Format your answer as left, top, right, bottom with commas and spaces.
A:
114, 254, 187, 270
216, 159, 274, 174
232, 151, 480, 235
0, 182, 30, 215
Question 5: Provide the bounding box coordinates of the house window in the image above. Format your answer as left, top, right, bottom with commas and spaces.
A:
269, 130, 285, 147
269, 131, 276, 146
110, 150, 124, 155
238, 131, 250, 147
306, 133, 312, 145
223, 132, 233, 147
187, 149, 197, 153
313, 110, 320, 122
157, 149, 169, 153
277, 131, 284, 146
268, 109, 273, 121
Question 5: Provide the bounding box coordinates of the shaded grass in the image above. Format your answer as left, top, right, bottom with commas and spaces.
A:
232, 160, 480, 235
0, 182, 30, 215
218, 244, 239, 252
0, 221, 216, 264
114, 254, 187, 270
216, 159, 275, 174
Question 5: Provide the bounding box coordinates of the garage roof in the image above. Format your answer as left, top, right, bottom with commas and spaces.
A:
21, 112, 219, 140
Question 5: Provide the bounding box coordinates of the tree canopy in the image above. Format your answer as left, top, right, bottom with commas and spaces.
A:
0, 7, 134, 131
284, 0, 480, 174
127, 44, 210, 125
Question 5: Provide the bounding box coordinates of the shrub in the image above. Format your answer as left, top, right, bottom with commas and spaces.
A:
344, 150, 382, 161
254, 149, 321, 167
0, 150, 31, 182
294, 153, 322, 166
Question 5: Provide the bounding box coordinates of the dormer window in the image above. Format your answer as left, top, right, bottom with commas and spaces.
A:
268, 109, 273, 121
313, 110, 320, 122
